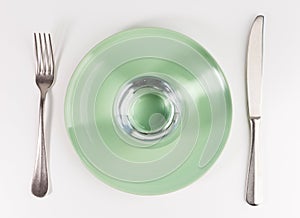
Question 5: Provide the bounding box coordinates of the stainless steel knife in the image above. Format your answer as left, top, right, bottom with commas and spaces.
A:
245, 15, 264, 206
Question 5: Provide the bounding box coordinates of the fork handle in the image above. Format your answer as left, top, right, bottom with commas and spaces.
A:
246, 118, 262, 206
32, 92, 48, 197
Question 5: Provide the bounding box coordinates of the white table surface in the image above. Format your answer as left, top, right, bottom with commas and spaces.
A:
1, 0, 300, 217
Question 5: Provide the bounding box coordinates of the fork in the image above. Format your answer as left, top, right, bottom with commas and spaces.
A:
31, 33, 55, 197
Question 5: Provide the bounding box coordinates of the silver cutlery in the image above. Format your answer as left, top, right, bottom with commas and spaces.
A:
245, 15, 264, 206
31, 33, 55, 197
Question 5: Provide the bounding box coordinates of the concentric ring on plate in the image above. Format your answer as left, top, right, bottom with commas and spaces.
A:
64, 27, 232, 195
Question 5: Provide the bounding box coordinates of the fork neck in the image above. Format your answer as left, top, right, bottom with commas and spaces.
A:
39, 89, 48, 99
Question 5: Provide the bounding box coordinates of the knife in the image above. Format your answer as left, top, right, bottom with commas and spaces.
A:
245, 15, 264, 206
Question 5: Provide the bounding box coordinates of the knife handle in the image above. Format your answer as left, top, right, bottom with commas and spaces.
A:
246, 117, 262, 206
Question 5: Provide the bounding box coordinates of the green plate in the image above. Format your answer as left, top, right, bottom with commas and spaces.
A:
64, 28, 232, 195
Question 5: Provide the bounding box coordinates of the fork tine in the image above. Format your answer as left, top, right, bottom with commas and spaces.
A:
43, 33, 49, 74
34, 33, 40, 74
47, 33, 55, 75
38, 33, 45, 74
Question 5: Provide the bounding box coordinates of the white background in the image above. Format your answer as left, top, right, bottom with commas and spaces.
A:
1, 0, 299, 217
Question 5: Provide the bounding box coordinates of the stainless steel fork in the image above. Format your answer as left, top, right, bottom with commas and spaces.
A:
31, 33, 55, 198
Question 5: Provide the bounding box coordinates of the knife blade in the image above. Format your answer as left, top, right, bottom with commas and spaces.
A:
245, 15, 264, 206
247, 15, 264, 118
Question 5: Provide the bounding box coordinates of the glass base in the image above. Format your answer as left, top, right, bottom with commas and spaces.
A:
114, 76, 181, 142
